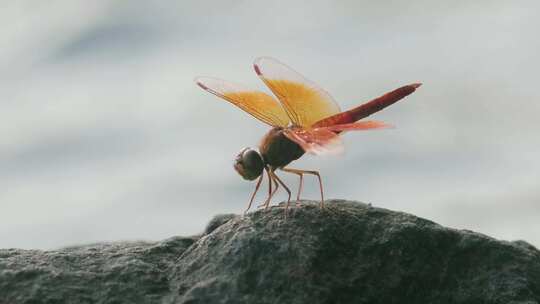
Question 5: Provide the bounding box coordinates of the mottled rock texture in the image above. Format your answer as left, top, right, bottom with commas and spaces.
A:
1, 200, 539, 304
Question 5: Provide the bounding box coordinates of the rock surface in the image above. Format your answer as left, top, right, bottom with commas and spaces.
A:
1, 200, 539, 304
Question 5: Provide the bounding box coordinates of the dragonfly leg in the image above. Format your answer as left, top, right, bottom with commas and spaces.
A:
281, 168, 325, 209
258, 168, 279, 209
265, 172, 279, 210
269, 170, 292, 216
244, 173, 264, 215
280, 168, 303, 205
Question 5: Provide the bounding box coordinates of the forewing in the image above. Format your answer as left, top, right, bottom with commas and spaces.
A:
254, 57, 341, 127
323, 121, 392, 133
195, 76, 290, 127
283, 128, 344, 156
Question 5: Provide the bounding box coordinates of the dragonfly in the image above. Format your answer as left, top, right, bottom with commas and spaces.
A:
195, 57, 421, 214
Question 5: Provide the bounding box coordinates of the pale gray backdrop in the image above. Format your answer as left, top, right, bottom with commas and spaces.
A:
1, 0, 539, 249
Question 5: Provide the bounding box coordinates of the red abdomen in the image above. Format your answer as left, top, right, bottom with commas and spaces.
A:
313, 83, 421, 127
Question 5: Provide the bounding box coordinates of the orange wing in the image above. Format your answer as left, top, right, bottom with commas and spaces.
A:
195, 77, 290, 127
283, 121, 390, 155
254, 57, 341, 127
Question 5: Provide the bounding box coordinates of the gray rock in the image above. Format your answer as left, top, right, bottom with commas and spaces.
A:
1, 200, 539, 303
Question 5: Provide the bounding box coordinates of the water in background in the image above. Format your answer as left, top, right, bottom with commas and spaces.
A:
1, 1, 539, 249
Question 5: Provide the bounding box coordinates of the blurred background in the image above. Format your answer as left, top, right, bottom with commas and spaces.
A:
1, 1, 539, 249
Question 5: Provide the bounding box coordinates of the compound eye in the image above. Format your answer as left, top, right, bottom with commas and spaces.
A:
242, 149, 261, 167
233, 148, 264, 181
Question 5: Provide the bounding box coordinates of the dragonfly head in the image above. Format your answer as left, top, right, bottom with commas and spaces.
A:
234, 147, 264, 181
